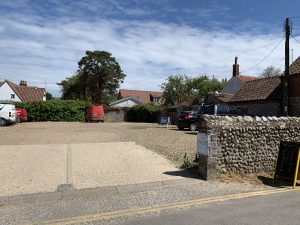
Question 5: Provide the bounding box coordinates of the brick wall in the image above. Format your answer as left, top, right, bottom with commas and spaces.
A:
230, 101, 280, 116
289, 97, 300, 116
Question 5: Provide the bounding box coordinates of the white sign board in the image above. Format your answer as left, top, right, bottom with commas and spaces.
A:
197, 132, 211, 156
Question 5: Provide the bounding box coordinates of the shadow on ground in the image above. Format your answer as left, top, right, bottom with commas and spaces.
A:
257, 176, 293, 188
163, 169, 204, 180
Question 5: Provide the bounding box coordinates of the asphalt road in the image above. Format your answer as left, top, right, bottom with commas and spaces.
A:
0, 178, 297, 225
116, 189, 300, 225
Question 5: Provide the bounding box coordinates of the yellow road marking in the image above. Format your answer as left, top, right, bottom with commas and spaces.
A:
27, 187, 299, 225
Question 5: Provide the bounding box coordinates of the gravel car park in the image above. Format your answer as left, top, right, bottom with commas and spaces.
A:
0, 122, 197, 196
0, 122, 197, 166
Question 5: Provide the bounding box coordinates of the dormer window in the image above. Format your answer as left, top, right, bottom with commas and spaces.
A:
153, 97, 160, 103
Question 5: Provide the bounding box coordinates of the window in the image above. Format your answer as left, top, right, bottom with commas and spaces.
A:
11, 94, 15, 99
153, 97, 160, 103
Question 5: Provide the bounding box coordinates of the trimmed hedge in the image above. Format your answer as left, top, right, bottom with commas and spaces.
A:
15, 100, 90, 121
15, 100, 161, 123
126, 104, 161, 123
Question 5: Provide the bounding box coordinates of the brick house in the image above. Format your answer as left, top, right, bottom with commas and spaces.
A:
220, 57, 257, 94
206, 57, 257, 105
206, 56, 300, 116
0, 80, 46, 102
109, 89, 163, 107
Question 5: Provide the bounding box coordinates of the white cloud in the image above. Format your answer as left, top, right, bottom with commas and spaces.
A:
0, 11, 299, 97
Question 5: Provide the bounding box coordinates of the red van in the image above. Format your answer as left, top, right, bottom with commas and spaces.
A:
86, 105, 105, 122
16, 108, 28, 123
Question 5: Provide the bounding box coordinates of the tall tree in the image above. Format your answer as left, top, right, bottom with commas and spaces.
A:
161, 74, 227, 107
59, 51, 126, 104
160, 75, 190, 106
261, 66, 282, 78
46, 92, 54, 100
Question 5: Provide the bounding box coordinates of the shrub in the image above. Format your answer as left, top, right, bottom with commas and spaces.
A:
15, 100, 90, 121
126, 104, 161, 123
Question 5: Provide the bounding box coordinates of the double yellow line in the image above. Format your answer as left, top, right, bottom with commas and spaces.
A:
28, 187, 299, 225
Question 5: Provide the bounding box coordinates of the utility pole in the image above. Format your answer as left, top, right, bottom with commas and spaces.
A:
282, 18, 291, 116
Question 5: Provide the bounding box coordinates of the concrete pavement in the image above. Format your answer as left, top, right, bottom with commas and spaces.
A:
0, 177, 277, 225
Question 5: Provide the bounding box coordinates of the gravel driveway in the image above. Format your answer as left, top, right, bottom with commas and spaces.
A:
0, 122, 197, 166
0, 122, 196, 197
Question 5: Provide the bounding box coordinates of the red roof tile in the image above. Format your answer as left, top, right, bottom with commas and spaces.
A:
119, 89, 163, 104
228, 76, 281, 102
206, 92, 234, 104
289, 56, 300, 75
238, 75, 258, 82
6, 80, 45, 102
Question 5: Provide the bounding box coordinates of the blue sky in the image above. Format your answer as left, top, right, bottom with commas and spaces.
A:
1, 0, 300, 96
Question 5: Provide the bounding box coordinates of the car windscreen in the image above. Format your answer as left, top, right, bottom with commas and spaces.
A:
178, 111, 192, 116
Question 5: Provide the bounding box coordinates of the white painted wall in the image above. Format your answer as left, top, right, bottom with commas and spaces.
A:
0, 82, 22, 102
111, 99, 141, 107
221, 77, 244, 94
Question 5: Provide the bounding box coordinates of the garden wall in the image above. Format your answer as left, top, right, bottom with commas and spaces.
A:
197, 115, 300, 179
105, 109, 127, 122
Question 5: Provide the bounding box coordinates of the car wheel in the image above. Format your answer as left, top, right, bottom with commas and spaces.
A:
189, 123, 197, 131
178, 126, 184, 130
0, 118, 7, 126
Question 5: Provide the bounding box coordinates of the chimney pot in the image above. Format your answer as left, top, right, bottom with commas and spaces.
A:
19, 80, 27, 86
232, 57, 239, 77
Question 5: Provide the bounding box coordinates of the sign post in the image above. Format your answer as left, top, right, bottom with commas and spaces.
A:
197, 132, 211, 157
293, 149, 300, 188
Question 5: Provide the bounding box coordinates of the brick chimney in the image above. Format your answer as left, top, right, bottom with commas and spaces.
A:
19, 80, 27, 86
232, 57, 239, 77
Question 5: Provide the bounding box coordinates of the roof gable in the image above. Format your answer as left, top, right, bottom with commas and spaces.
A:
289, 56, 300, 75
110, 96, 143, 106
229, 76, 281, 102
119, 89, 163, 104
5, 80, 45, 102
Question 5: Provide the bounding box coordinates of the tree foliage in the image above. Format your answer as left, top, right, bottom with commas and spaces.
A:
161, 75, 227, 106
59, 51, 126, 104
46, 92, 54, 100
15, 100, 89, 121
261, 66, 282, 78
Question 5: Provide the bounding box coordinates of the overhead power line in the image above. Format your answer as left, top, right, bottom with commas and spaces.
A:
240, 37, 285, 74
203, 37, 285, 68
291, 34, 300, 46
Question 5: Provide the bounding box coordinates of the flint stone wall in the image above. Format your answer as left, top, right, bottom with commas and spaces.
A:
197, 115, 300, 179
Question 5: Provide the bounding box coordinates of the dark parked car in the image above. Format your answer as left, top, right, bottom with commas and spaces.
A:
177, 104, 244, 131
177, 105, 203, 131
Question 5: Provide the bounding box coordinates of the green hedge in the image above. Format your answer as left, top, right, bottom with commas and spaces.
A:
15, 100, 90, 121
126, 104, 161, 123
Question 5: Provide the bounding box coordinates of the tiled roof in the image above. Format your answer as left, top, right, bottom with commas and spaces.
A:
119, 89, 163, 104
289, 56, 300, 75
237, 75, 258, 82
109, 96, 144, 106
6, 80, 45, 102
0, 81, 4, 87
228, 76, 281, 102
206, 92, 234, 104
